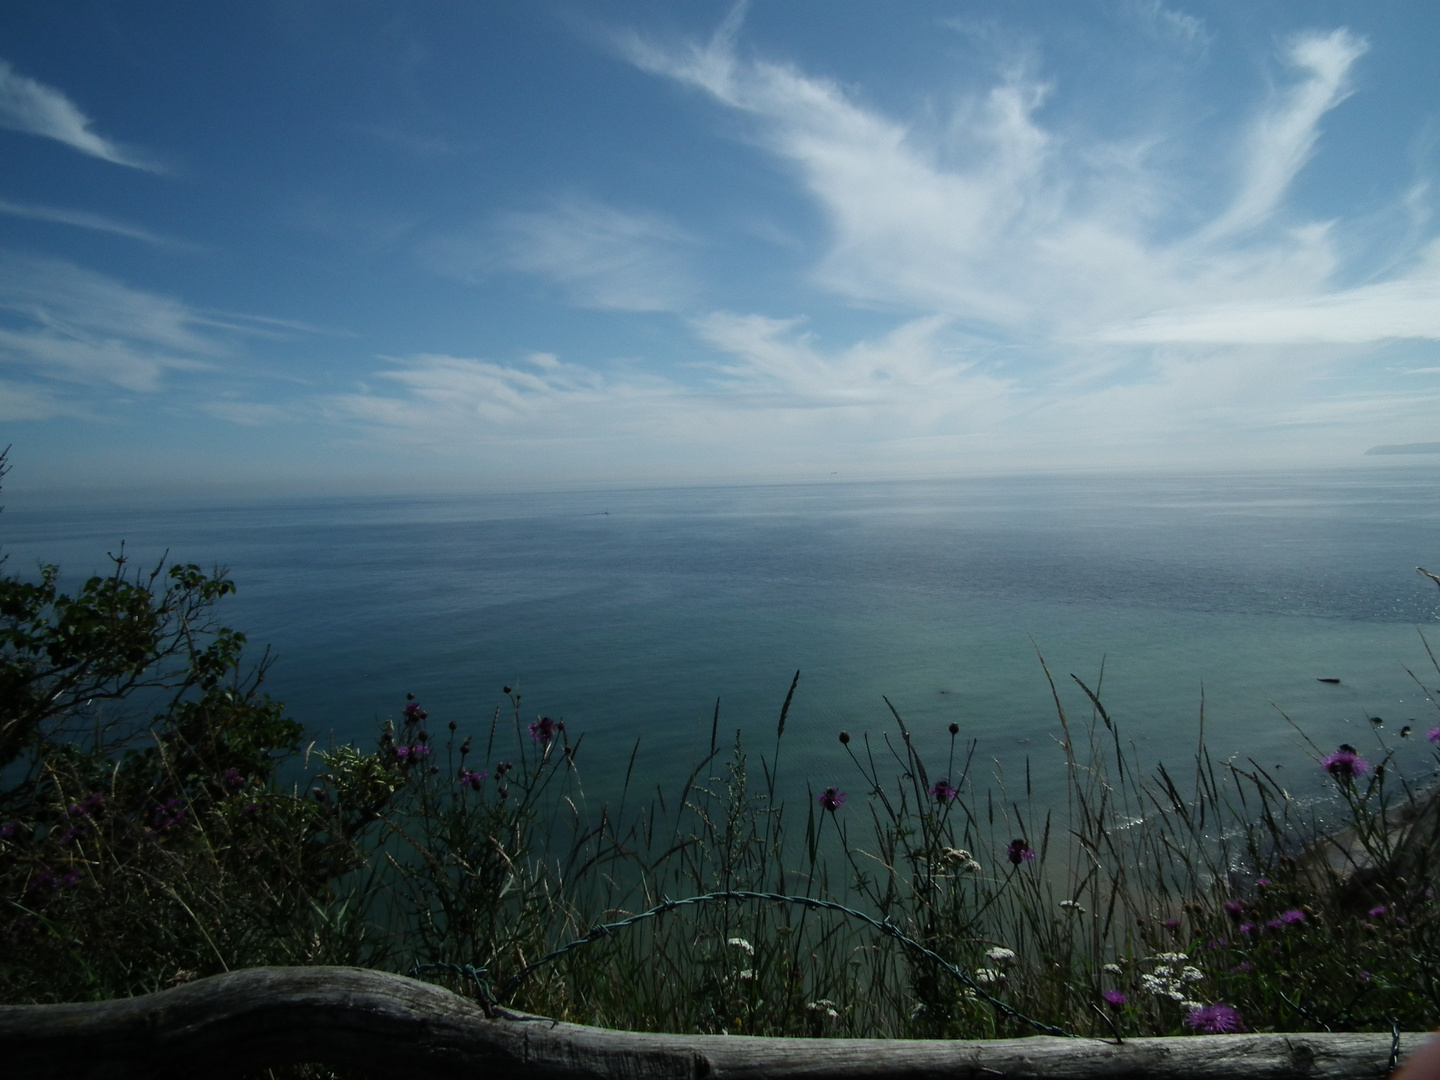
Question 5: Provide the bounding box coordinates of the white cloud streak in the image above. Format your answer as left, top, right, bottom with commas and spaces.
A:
620, 23, 1384, 343
428, 198, 697, 313
0, 60, 161, 171
1197, 29, 1368, 242
0, 256, 220, 392
0, 197, 181, 246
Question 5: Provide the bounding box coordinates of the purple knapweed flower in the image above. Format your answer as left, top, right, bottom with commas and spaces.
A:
68, 792, 105, 818
1255, 878, 1272, 887
223, 768, 245, 792
1320, 746, 1370, 781
1279, 909, 1306, 925
929, 779, 958, 803
1428, 726, 1440, 745
1006, 838, 1036, 865
1230, 962, 1254, 973
1184, 1002, 1245, 1034
151, 798, 187, 831
410, 743, 430, 759
457, 769, 488, 791
1163, 918, 1182, 931
395, 745, 411, 761
402, 701, 427, 724
1266, 917, 1284, 931
0, 821, 16, 839
818, 787, 846, 812
1238, 922, 1257, 935
1224, 901, 1244, 919
1369, 904, 1388, 917
529, 716, 561, 743
1102, 989, 1126, 1007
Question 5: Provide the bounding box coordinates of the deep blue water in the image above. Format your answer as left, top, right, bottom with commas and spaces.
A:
5, 468, 1440, 809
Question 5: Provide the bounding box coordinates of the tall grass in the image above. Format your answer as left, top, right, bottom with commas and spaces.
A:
6, 625, 1440, 1041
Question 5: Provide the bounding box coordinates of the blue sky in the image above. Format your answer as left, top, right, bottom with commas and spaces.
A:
2, 1, 1439, 494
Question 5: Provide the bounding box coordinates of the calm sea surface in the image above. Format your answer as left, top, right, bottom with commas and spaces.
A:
5, 469, 1440, 809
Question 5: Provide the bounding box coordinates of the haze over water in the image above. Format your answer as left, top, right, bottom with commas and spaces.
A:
6, 467, 1440, 810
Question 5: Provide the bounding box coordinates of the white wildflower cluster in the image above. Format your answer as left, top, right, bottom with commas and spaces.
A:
985, 946, 1017, 966
727, 937, 754, 956
1102, 963, 1124, 975
806, 998, 840, 1019
973, 968, 1004, 986
943, 847, 983, 873
1059, 899, 1084, 914
1139, 952, 1204, 1007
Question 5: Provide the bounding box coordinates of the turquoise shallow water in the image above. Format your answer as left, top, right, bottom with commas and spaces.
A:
5, 467, 1440, 809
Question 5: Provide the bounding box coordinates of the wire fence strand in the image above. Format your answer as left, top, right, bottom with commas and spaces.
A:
417, 889, 1080, 1039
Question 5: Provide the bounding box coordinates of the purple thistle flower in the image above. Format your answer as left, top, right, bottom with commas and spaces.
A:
1184, 1002, 1245, 1034
1006, 838, 1036, 865
1102, 989, 1126, 1007
410, 743, 430, 759
818, 787, 846, 812
1279, 909, 1306, 925
223, 768, 245, 792
529, 716, 560, 743
1428, 726, 1440, 745
1266, 918, 1283, 931
150, 798, 187, 832
1320, 747, 1370, 781
1163, 918, 1182, 931
395, 745, 411, 761
1238, 922, 1257, 935
402, 701, 427, 723
1224, 901, 1244, 919
1369, 904, 1387, 917
457, 769, 488, 791
929, 779, 958, 803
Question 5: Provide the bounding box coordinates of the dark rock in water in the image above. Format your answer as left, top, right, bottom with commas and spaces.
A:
1318, 677, 1341, 684
1370, 716, 1383, 725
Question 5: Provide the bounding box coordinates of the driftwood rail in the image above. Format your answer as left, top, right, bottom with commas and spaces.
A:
0, 966, 1429, 1080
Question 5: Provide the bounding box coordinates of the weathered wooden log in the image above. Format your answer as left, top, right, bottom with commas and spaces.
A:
0, 966, 1427, 1080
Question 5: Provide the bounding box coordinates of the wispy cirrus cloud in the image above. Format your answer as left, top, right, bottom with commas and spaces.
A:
1197, 29, 1368, 243
619, 21, 1378, 339
426, 197, 698, 313
0, 197, 184, 247
1100, 244, 1440, 343
0, 60, 161, 171
0, 256, 219, 392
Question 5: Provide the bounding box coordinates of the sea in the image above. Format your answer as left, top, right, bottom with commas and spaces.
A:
5, 467, 1440, 813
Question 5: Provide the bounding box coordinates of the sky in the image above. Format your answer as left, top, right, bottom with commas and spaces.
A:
2, 1, 1439, 495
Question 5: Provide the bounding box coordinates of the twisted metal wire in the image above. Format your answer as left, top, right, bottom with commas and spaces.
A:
490, 889, 1078, 1039
408, 961, 499, 1017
